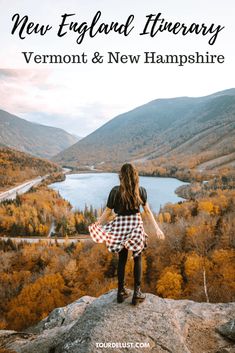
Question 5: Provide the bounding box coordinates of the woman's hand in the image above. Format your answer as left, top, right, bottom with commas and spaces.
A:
156, 227, 165, 240
142, 203, 165, 240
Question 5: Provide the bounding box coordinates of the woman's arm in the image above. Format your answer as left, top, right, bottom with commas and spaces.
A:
142, 203, 165, 240
97, 207, 115, 225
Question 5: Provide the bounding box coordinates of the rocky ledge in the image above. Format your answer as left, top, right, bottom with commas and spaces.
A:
0, 289, 234, 353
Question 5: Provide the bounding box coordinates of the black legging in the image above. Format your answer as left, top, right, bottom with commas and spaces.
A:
117, 247, 142, 288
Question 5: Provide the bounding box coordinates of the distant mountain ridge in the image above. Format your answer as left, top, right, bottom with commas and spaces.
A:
54, 88, 235, 171
0, 109, 79, 159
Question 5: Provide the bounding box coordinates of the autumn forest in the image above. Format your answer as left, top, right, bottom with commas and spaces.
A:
0, 89, 235, 333
0, 163, 234, 331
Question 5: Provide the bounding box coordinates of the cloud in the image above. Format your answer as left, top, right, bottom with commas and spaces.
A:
0, 68, 127, 136
1, 65, 233, 139
0, 68, 51, 82
0, 68, 62, 114
0, 69, 20, 78
21, 101, 120, 137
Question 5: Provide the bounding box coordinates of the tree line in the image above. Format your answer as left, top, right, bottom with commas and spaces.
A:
0, 186, 234, 331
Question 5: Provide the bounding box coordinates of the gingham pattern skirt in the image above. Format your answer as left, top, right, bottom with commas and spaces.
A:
88, 213, 148, 258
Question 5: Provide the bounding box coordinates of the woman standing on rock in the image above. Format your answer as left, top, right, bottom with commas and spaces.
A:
88, 163, 165, 305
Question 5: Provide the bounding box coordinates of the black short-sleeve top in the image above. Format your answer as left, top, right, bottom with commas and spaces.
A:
106, 185, 147, 215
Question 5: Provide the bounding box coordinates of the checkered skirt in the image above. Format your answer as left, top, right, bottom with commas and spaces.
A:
88, 213, 148, 258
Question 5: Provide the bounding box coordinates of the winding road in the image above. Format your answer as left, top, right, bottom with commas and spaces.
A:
0, 235, 90, 244
0, 167, 72, 203
0, 175, 48, 202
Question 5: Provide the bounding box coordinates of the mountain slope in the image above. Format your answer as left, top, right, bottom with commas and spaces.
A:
54, 89, 235, 171
0, 146, 60, 191
0, 109, 79, 159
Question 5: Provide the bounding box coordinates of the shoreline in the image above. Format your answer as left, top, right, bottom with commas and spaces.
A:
58, 167, 192, 183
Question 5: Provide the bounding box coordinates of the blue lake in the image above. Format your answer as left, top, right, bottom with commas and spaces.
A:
49, 173, 188, 213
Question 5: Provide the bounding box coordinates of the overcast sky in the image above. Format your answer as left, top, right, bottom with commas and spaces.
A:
0, 0, 234, 137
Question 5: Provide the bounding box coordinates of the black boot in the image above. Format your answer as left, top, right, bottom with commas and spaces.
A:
131, 285, 146, 305
117, 282, 131, 303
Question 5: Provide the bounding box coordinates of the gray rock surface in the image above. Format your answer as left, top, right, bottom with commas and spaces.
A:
216, 319, 235, 342
0, 289, 234, 353
0, 296, 95, 353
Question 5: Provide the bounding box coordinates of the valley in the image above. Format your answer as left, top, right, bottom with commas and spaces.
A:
53, 88, 235, 181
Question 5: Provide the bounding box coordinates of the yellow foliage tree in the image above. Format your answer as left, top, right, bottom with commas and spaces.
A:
6, 273, 66, 330
157, 213, 164, 224
210, 249, 235, 301
157, 266, 183, 299
184, 252, 211, 302
186, 226, 197, 237
163, 212, 171, 223
198, 201, 214, 214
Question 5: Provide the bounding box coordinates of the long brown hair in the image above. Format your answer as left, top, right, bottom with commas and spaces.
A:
119, 163, 143, 210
